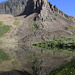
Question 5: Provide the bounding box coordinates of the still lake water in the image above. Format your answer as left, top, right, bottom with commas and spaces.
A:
0, 42, 75, 75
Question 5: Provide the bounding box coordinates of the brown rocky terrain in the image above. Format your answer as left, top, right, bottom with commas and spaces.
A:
0, 0, 75, 75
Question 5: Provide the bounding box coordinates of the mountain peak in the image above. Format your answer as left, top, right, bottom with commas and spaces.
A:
0, 0, 74, 21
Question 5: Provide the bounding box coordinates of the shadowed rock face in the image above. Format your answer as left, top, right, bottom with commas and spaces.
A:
0, 0, 44, 16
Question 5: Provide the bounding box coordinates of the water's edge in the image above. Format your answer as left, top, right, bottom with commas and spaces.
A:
0, 70, 32, 75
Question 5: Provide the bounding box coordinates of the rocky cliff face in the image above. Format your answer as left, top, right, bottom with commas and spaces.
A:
39, 1, 75, 21
0, 0, 74, 21
0, 0, 43, 16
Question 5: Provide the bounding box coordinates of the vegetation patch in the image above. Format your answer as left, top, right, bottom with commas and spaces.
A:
13, 21, 20, 25
30, 20, 36, 31
33, 37, 75, 75
49, 59, 75, 75
0, 21, 12, 37
0, 21, 4, 26
30, 20, 41, 31
0, 25, 11, 37
32, 37, 75, 50
11, 61, 18, 66
0, 49, 10, 64
69, 25, 75, 29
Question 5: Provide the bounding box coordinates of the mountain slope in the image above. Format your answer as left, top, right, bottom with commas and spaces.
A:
0, 0, 75, 75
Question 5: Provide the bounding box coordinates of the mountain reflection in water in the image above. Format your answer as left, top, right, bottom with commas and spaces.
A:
0, 43, 39, 75
0, 42, 75, 75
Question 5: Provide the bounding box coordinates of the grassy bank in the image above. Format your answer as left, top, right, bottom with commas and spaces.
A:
49, 59, 75, 75
69, 25, 75, 29
33, 37, 75, 75
33, 37, 75, 50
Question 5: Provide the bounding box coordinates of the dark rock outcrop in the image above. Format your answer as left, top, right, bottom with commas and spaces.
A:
0, 0, 43, 16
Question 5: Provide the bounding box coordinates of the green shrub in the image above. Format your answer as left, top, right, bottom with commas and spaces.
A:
13, 21, 20, 25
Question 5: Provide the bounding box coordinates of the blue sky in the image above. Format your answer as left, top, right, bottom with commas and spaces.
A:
0, 0, 75, 17
0, 0, 7, 3
47, 0, 75, 17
